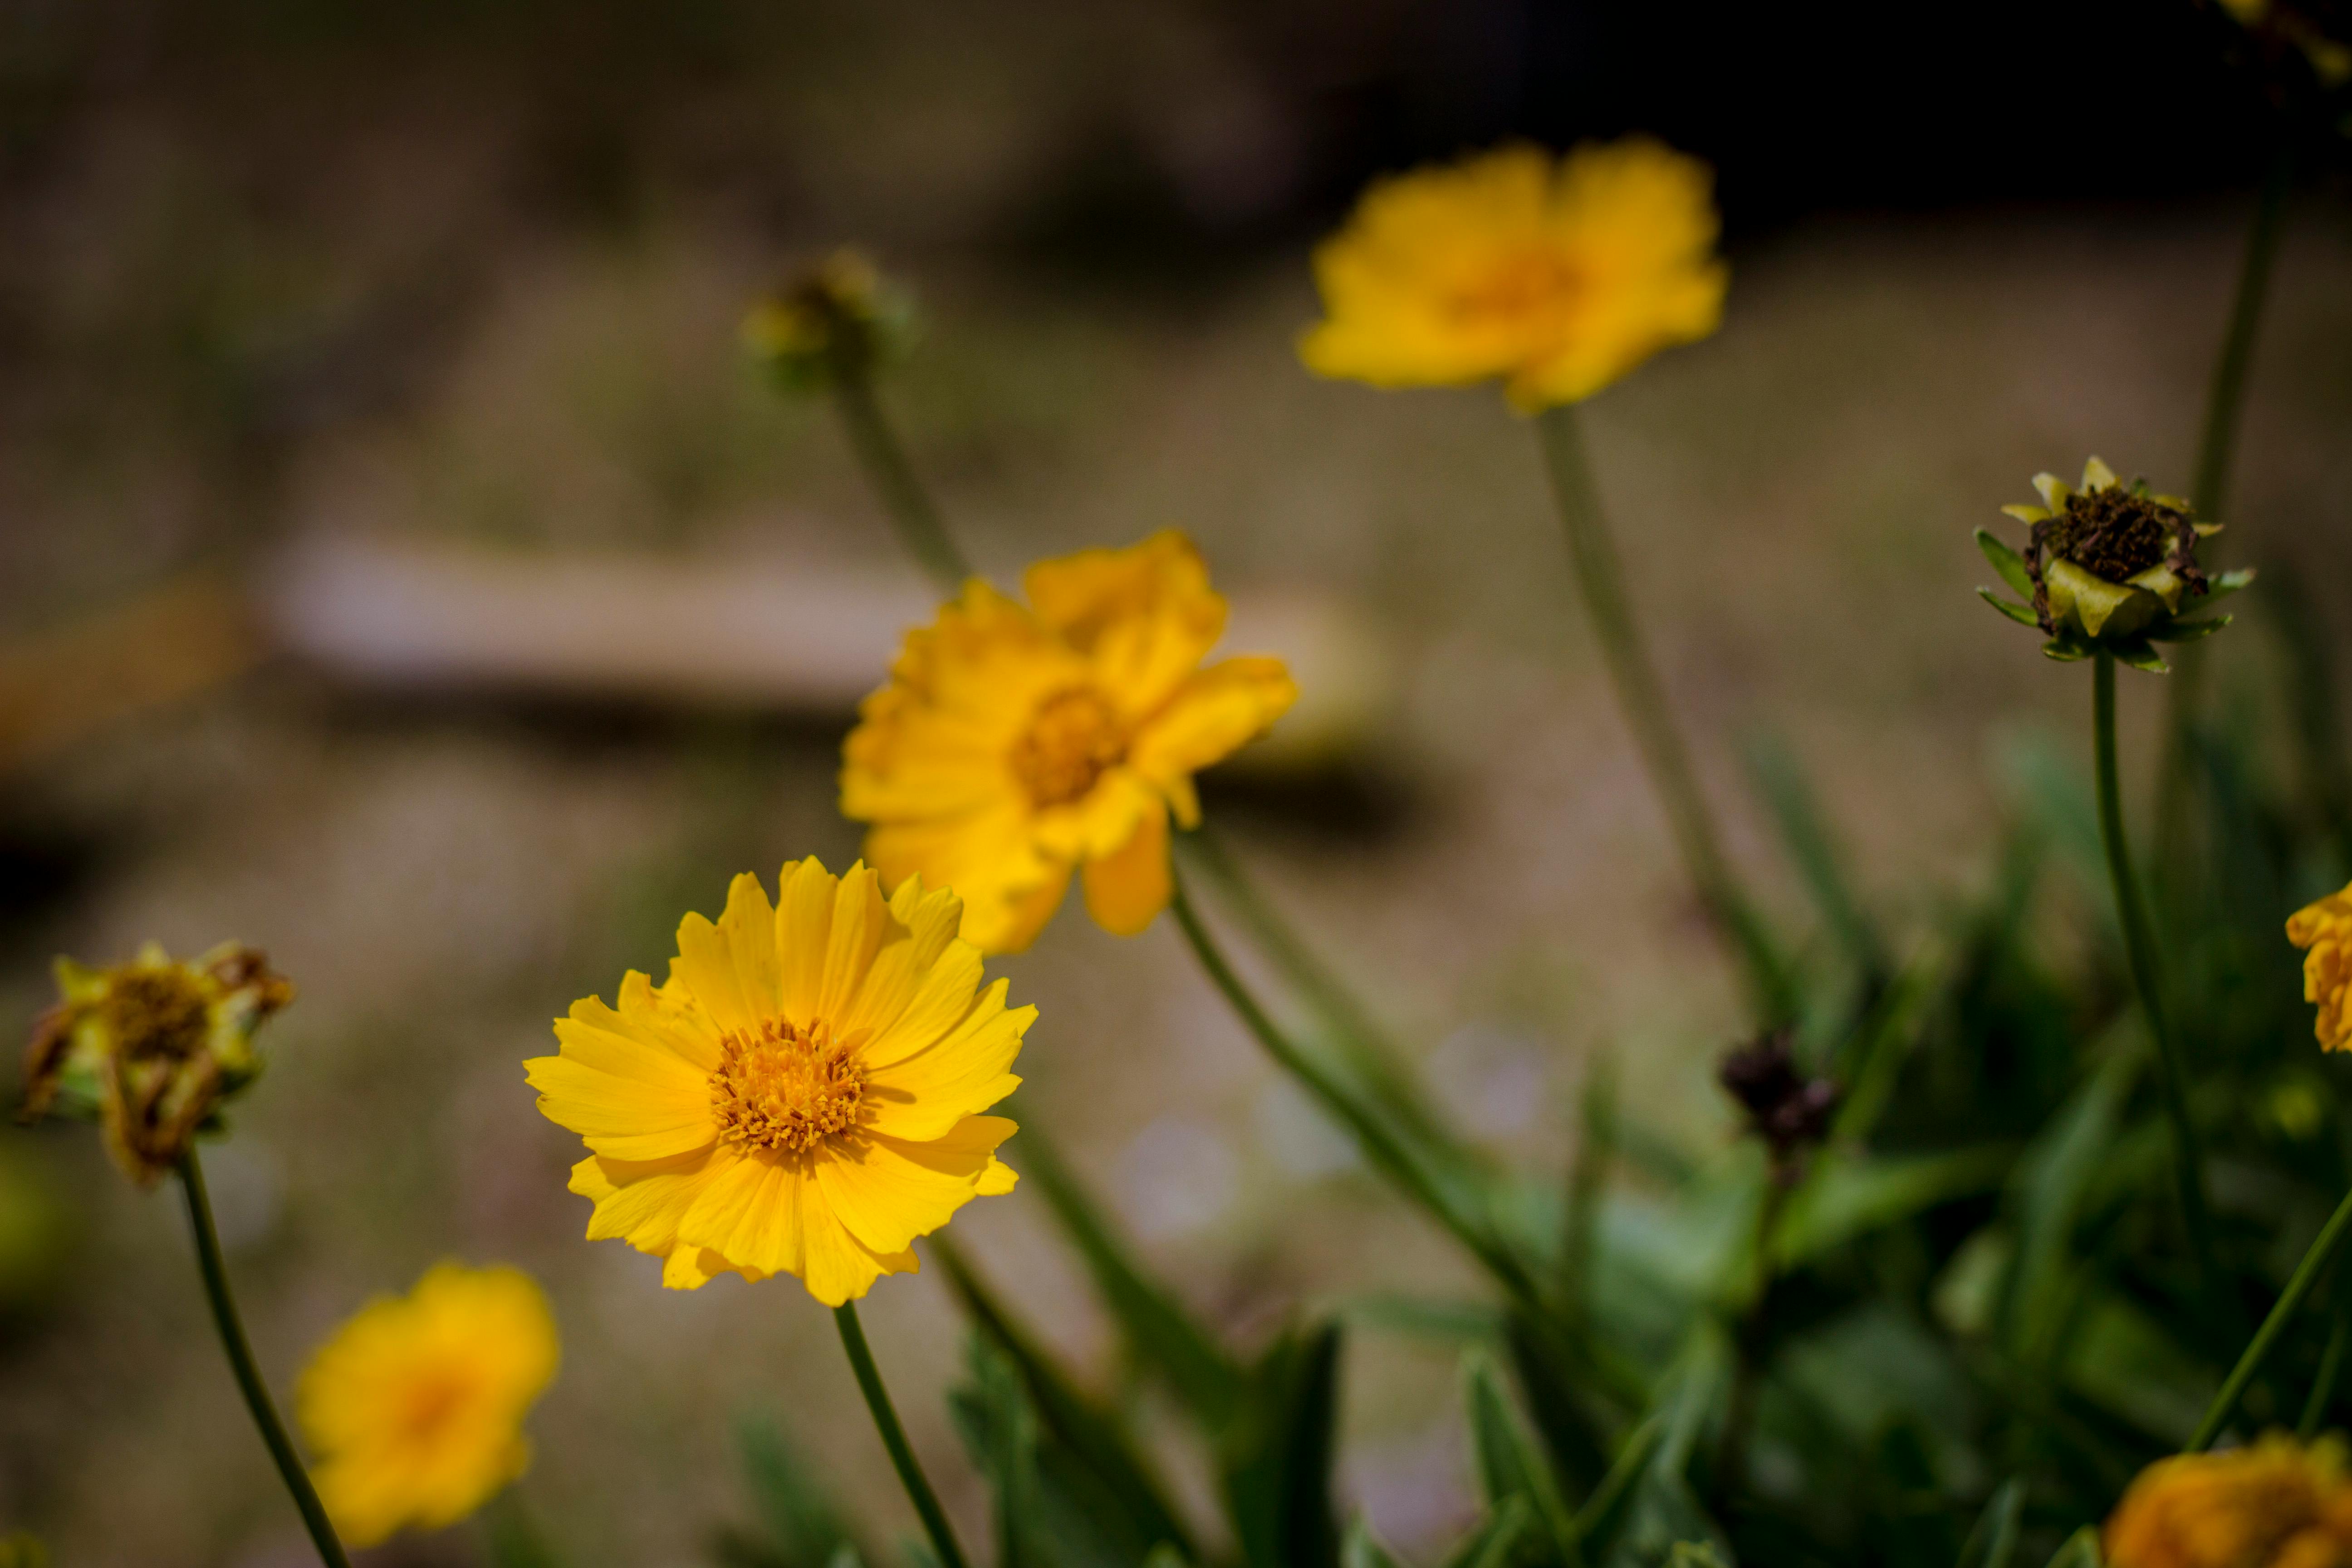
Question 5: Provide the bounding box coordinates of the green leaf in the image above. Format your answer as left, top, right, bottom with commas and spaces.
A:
1773, 1145, 2015, 1269
1979, 588, 2043, 628
1443, 1498, 1536, 1568
1999, 1052, 2137, 1361
951, 1341, 1044, 1568
1745, 731, 1885, 987
1830, 944, 1946, 1139
1590, 1325, 1732, 1568
1342, 1294, 1506, 1342
1976, 529, 2038, 599
1465, 1353, 1580, 1567
931, 1236, 1198, 1564
1565, 1414, 1663, 1553
1220, 1322, 1345, 1568
2110, 637, 2170, 674
2149, 614, 2230, 643
1017, 1125, 1245, 1428
1956, 1477, 2026, 1568
729, 1410, 859, 1568
2043, 1526, 2102, 1568
1343, 1521, 1412, 1568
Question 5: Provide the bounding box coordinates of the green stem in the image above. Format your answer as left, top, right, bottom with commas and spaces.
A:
1167, 873, 1541, 1308
834, 1301, 969, 1568
2159, 148, 2293, 853
2300, 1295, 2349, 1440
177, 1151, 353, 1568
2191, 1182, 2352, 1450
831, 370, 970, 595
1535, 407, 1793, 1025
1714, 1171, 1791, 1503
2092, 654, 2219, 1297
480, 1487, 565, 1568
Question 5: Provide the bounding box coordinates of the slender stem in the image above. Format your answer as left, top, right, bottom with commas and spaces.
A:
830, 370, 970, 595
1167, 873, 1541, 1308
2300, 1296, 2349, 1440
2093, 654, 2219, 1296
2191, 1183, 2352, 1450
1714, 1171, 1791, 1503
834, 1301, 969, 1568
2158, 148, 2294, 854
177, 1151, 353, 1568
1535, 407, 1794, 1025
480, 1487, 565, 1568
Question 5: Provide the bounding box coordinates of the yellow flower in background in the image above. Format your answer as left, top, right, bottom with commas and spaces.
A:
1298, 138, 1728, 412
841, 531, 1297, 953
528, 857, 1024, 1304
296, 1262, 558, 1549
2290, 879, 2352, 1050
2105, 1434, 2352, 1568
17, 942, 289, 1184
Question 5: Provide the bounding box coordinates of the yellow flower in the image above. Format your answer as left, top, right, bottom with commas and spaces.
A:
17, 942, 290, 1184
296, 1262, 558, 1549
1298, 138, 1728, 412
840, 532, 1297, 954
2290, 879, 2352, 1050
527, 857, 1024, 1303
2105, 1434, 2352, 1568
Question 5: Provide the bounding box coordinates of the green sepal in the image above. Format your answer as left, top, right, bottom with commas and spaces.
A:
2150, 614, 2232, 644
2112, 637, 2170, 674
1978, 588, 2041, 629
2205, 566, 2257, 603
2041, 637, 2092, 663
1975, 529, 2037, 600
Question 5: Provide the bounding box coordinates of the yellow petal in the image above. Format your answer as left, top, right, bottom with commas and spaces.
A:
1023, 532, 1227, 716
774, 856, 838, 1028
812, 1115, 1020, 1254
1083, 806, 1171, 936
2031, 472, 2071, 511
1999, 504, 2050, 525
1129, 656, 1299, 784
525, 1056, 715, 1161
2081, 456, 2118, 491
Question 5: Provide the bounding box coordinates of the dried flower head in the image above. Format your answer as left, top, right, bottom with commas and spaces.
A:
743, 249, 917, 393
2209, 0, 2352, 130
19, 942, 290, 1184
2106, 1433, 2352, 1568
1976, 457, 2254, 673
1719, 1029, 1838, 1178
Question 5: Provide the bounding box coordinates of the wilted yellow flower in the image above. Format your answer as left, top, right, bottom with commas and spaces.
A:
841, 531, 1296, 954
1298, 138, 1727, 412
2290, 879, 2352, 1050
744, 248, 916, 392
297, 1261, 558, 1548
1977, 457, 2253, 671
2106, 1434, 2352, 1568
528, 857, 1024, 1304
18, 942, 289, 1184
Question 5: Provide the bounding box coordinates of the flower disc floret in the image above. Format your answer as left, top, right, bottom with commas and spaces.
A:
527, 856, 1025, 1303
297, 1262, 559, 1548
841, 531, 1298, 953
1975, 456, 2254, 673
1298, 138, 1727, 412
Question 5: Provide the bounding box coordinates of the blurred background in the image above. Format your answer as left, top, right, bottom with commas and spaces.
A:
2, 0, 2349, 1563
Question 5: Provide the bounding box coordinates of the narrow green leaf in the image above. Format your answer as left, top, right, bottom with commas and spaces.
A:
1343, 1520, 1412, 1568
1999, 1052, 2137, 1360
1220, 1323, 1345, 1568
1774, 1145, 2014, 1269
1565, 1413, 1663, 1551
2044, 1525, 2102, 1568
1465, 1353, 1579, 1566
731, 1410, 858, 1568
1956, 1478, 2026, 1568
1830, 944, 1945, 1137
1976, 529, 2038, 599
1017, 1125, 1245, 1428
1979, 588, 2043, 628
1343, 1294, 1505, 1342
1745, 731, 1885, 987
1442, 1498, 1535, 1568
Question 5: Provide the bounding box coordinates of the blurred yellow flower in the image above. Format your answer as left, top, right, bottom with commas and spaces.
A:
1298, 138, 1727, 412
17, 942, 289, 1184
297, 1262, 558, 1549
2290, 879, 2352, 1050
841, 531, 1296, 953
528, 857, 1024, 1303
2106, 1434, 2352, 1568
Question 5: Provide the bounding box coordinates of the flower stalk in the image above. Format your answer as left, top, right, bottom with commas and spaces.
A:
178, 1150, 353, 1568
831, 367, 970, 596
2189, 1179, 2352, 1450
2092, 652, 2219, 1294
1537, 406, 1794, 1024
834, 1301, 970, 1568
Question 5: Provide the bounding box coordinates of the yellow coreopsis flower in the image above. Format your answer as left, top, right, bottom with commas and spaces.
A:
296, 1262, 559, 1549
527, 857, 1024, 1303
841, 531, 1297, 954
2106, 1434, 2352, 1568
2290, 879, 2352, 1050
1298, 138, 1728, 412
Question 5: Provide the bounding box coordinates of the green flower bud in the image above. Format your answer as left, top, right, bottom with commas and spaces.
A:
1975, 457, 2255, 673
18, 942, 290, 1185
742, 249, 918, 394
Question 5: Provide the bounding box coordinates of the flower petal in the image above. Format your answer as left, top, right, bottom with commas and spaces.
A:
1083, 805, 1171, 936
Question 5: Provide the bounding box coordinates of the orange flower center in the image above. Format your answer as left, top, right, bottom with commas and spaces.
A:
710, 1018, 864, 1154
1446, 248, 1583, 326
1008, 686, 1127, 809
394, 1365, 476, 1445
